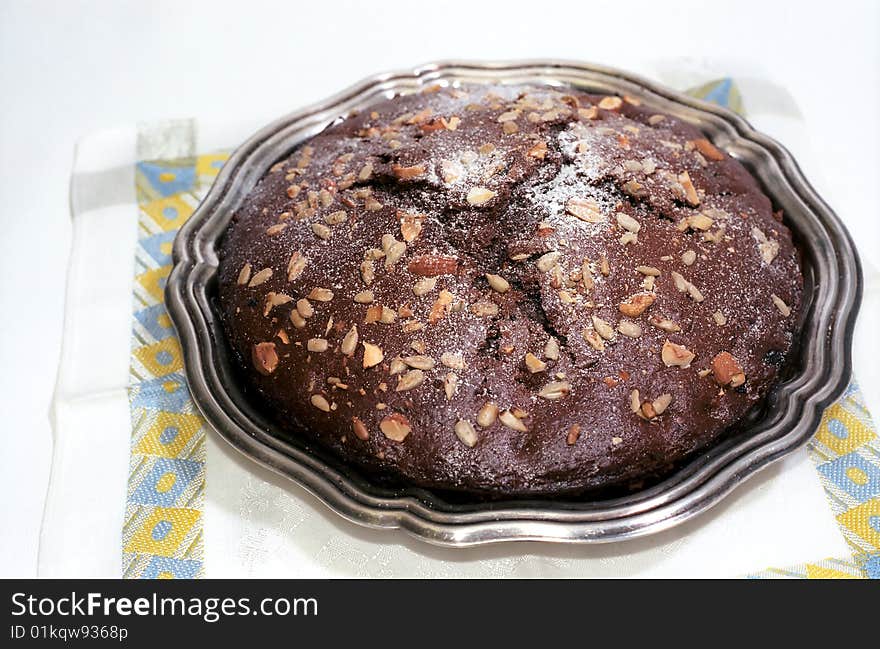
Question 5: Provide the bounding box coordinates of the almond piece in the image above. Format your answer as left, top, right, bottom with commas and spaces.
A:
440, 352, 466, 369
619, 293, 655, 317
662, 340, 695, 368
678, 171, 700, 206
649, 315, 681, 332
400, 355, 433, 371
629, 389, 641, 413
544, 338, 560, 360
467, 186, 496, 206
617, 320, 642, 338
771, 294, 791, 317
652, 393, 673, 415
536, 251, 561, 273
408, 254, 458, 276
307, 338, 328, 352
263, 292, 293, 316
296, 298, 314, 318
566, 424, 582, 445
598, 96, 623, 110
237, 263, 252, 285
379, 413, 411, 441
485, 273, 510, 293
692, 138, 724, 161
312, 223, 332, 240
591, 315, 615, 341
341, 325, 358, 356
248, 267, 273, 287
499, 409, 528, 432
399, 211, 424, 242
539, 381, 571, 400
583, 329, 605, 351
395, 369, 425, 392
352, 416, 369, 441
477, 402, 499, 427
444, 373, 458, 400
454, 420, 478, 447
470, 301, 499, 317
616, 212, 641, 233
308, 288, 334, 302
252, 342, 279, 375
310, 394, 331, 412
392, 164, 426, 180
412, 277, 438, 296
566, 198, 604, 223
362, 342, 384, 368
524, 353, 547, 373
712, 351, 745, 387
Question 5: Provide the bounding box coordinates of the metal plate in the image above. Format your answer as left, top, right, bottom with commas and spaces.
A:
166, 60, 861, 545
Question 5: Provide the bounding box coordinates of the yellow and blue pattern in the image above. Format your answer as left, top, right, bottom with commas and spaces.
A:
122, 80, 878, 578
123, 149, 228, 579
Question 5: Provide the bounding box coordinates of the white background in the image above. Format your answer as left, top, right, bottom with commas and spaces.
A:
1, 0, 878, 578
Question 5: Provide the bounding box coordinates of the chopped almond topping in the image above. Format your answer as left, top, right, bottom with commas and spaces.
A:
395, 370, 425, 392
477, 402, 499, 427
544, 338, 560, 360
252, 342, 279, 375
444, 373, 458, 400
341, 325, 358, 356
307, 338, 328, 353
412, 277, 438, 296
310, 394, 331, 412
692, 138, 724, 161
392, 164, 426, 180
566, 198, 604, 223
499, 409, 528, 432
399, 211, 424, 242
661, 341, 695, 368
771, 294, 791, 316
466, 186, 497, 206
652, 393, 673, 415
678, 171, 700, 206
428, 289, 454, 324
352, 416, 369, 441
287, 252, 307, 281
308, 288, 334, 302
598, 96, 623, 110
263, 292, 293, 316
524, 353, 547, 373
454, 420, 478, 447
362, 342, 384, 368
485, 273, 510, 293
619, 293, 655, 317
237, 263, 252, 285
440, 352, 466, 369
379, 413, 411, 441
583, 329, 605, 351
566, 424, 582, 445
408, 254, 458, 276
539, 381, 571, 400
712, 352, 745, 387
248, 267, 273, 287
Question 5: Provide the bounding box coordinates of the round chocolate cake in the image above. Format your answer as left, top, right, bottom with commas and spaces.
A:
217, 84, 802, 496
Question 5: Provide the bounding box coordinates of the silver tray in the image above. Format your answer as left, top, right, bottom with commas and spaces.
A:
166, 60, 861, 545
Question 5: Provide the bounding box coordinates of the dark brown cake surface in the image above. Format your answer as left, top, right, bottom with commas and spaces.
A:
217, 84, 802, 496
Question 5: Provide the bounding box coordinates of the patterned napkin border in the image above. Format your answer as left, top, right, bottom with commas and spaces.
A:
120, 80, 880, 579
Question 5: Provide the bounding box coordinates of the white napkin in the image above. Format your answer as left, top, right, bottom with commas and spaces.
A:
40, 62, 867, 578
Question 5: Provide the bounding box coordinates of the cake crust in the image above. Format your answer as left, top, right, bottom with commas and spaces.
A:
217, 84, 802, 496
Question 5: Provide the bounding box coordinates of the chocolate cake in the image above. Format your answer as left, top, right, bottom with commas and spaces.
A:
216, 84, 802, 496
